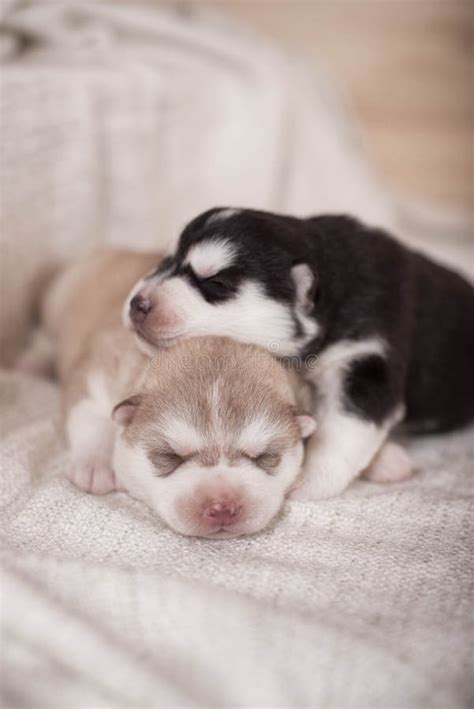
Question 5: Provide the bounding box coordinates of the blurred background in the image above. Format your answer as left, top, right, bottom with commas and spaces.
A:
178, 0, 472, 214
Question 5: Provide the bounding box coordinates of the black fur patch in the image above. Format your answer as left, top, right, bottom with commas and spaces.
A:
343, 355, 400, 424
176, 207, 302, 305
155, 207, 474, 432
181, 264, 240, 304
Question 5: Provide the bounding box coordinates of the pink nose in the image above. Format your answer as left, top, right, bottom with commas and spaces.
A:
202, 501, 242, 526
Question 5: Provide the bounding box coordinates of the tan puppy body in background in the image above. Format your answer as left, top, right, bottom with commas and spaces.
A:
40, 250, 316, 537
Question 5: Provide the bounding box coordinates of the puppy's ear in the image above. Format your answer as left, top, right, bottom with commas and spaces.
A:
290, 263, 316, 313
295, 411, 317, 439
112, 394, 143, 427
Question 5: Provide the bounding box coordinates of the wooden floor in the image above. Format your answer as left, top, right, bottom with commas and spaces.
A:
182, 0, 473, 214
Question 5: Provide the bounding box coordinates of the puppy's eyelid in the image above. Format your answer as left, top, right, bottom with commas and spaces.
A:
245, 451, 281, 475
204, 272, 229, 285
150, 450, 184, 477
257, 451, 281, 467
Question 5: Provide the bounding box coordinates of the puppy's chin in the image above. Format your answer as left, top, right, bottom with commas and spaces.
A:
177, 528, 247, 540
133, 332, 161, 356
133, 330, 184, 355
159, 502, 281, 539
152, 335, 186, 349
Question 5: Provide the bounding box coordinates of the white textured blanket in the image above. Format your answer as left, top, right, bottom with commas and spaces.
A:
1, 3, 472, 708
1, 370, 473, 707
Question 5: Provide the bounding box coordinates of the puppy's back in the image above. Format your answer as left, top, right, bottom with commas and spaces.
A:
43, 249, 161, 380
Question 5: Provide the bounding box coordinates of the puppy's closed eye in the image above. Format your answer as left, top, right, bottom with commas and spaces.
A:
204, 274, 231, 288
180, 264, 237, 302
248, 451, 281, 474
200, 272, 237, 299
151, 451, 184, 477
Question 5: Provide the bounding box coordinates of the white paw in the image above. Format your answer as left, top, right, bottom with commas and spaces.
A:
288, 452, 357, 502
288, 476, 346, 502
363, 442, 414, 483
288, 483, 315, 502
67, 459, 117, 495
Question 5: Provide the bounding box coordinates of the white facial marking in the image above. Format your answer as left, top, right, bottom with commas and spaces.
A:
205, 208, 240, 226
113, 436, 304, 538
210, 280, 301, 354
207, 380, 223, 435
238, 415, 280, 457
124, 253, 321, 354
185, 239, 236, 279
111, 367, 307, 537
132, 275, 301, 354
160, 416, 205, 454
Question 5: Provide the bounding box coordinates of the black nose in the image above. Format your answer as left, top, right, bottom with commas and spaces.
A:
129, 295, 152, 323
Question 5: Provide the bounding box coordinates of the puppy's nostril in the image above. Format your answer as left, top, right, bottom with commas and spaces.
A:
228, 503, 240, 518
206, 503, 222, 518
130, 295, 152, 322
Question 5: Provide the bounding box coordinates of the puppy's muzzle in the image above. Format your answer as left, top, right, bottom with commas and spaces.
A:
128, 289, 185, 344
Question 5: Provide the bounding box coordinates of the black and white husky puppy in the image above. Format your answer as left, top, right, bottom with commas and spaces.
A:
123, 208, 474, 501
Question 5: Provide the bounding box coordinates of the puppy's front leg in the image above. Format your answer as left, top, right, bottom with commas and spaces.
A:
291, 342, 404, 501
363, 441, 414, 483
66, 397, 117, 495
290, 411, 394, 500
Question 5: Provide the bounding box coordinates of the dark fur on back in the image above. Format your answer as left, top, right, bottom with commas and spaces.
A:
178, 209, 474, 433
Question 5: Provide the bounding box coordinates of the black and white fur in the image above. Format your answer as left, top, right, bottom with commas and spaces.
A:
124, 208, 474, 500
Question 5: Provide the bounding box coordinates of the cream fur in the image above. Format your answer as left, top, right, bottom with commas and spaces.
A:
42, 249, 314, 537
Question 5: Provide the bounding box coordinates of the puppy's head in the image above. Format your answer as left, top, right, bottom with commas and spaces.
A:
123, 208, 318, 358
111, 337, 315, 538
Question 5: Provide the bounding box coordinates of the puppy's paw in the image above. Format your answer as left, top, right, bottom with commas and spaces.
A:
288, 483, 315, 502
363, 442, 414, 484
288, 476, 344, 502
289, 453, 356, 502
67, 459, 117, 495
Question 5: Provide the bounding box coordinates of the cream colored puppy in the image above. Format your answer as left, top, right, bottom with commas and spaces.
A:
41, 250, 316, 537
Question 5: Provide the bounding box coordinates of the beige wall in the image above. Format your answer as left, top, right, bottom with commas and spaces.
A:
180, 0, 472, 213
